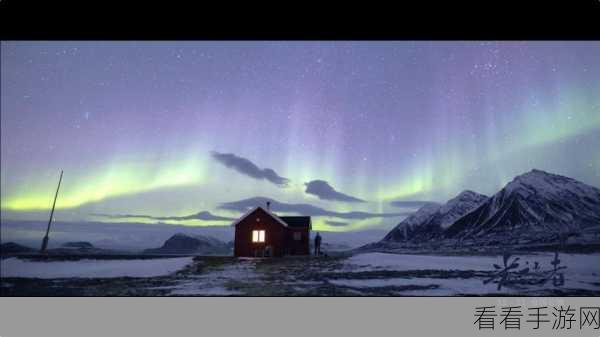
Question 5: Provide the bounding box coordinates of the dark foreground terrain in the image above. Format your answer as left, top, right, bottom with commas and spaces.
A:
2, 251, 599, 296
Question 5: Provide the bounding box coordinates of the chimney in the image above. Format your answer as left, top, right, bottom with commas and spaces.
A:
266, 201, 271, 211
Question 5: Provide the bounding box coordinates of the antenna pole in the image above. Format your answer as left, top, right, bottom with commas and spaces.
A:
40, 170, 63, 253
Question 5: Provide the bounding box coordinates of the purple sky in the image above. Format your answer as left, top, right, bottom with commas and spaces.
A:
1, 41, 599, 231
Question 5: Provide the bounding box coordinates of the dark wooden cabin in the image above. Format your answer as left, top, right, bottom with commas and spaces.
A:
232, 204, 311, 257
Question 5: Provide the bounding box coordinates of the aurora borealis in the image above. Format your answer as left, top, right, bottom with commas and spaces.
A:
1, 41, 600, 232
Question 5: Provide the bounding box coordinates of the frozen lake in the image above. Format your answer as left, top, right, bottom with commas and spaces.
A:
1, 257, 194, 279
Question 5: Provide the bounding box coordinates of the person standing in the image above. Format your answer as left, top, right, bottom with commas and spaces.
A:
314, 232, 322, 256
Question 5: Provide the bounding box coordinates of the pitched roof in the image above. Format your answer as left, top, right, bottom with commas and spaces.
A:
230, 206, 290, 228
279, 216, 311, 229
230, 206, 312, 229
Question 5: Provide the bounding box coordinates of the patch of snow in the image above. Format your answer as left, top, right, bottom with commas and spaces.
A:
438, 190, 488, 228
345, 252, 600, 273
337, 252, 600, 294
164, 258, 258, 295
344, 252, 501, 271
405, 203, 442, 226
1, 257, 194, 279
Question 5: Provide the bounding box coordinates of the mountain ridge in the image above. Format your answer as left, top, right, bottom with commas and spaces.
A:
368, 169, 600, 251
381, 190, 488, 243
444, 169, 600, 243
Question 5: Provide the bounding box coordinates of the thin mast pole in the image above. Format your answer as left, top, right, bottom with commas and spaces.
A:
41, 170, 63, 253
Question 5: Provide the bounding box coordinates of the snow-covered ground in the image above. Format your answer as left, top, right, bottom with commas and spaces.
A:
345, 252, 600, 274
334, 252, 600, 295
162, 258, 259, 295
345, 252, 501, 271
1, 257, 194, 279
2, 253, 598, 295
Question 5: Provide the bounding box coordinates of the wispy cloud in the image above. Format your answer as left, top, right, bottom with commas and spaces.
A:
389, 200, 438, 208
325, 220, 349, 227
210, 151, 290, 187
219, 196, 409, 220
304, 180, 366, 203
91, 211, 235, 222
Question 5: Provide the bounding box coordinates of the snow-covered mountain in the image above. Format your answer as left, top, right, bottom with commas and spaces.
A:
380, 203, 440, 242
381, 190, 488, 243
444, 169, 600, 242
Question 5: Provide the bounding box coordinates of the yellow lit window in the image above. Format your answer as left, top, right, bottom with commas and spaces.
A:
252, 230, 265, 243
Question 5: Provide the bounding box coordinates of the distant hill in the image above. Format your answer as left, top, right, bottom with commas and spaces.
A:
1, 242, 36, 255
61, 241, 95, 249
143, 233, 231, 255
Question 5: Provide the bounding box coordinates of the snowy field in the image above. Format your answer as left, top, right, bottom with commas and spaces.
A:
161, 258, 258, 295
344, 252, 503, 271
336, 252, 600, 295
2, 253, 599, 296
1, 257, 194, 279
344, 252, 600, 274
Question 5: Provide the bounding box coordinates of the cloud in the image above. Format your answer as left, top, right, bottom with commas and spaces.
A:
304, 180, 366, 203
389, 200, 439, 208
325, 220, 349, 227
210, 151, 290, 187
91, 211, 235, 222
219, 196, 409, 220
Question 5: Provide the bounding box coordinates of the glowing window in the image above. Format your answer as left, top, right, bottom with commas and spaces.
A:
252, 230, 265, 243
293, 232, 301, 241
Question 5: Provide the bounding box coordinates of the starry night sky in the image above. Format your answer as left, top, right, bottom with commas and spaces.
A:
1, 41, 599, 231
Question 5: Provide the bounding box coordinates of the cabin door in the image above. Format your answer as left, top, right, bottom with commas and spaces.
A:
264, 245, 273, 257
253, 246, 273, 257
